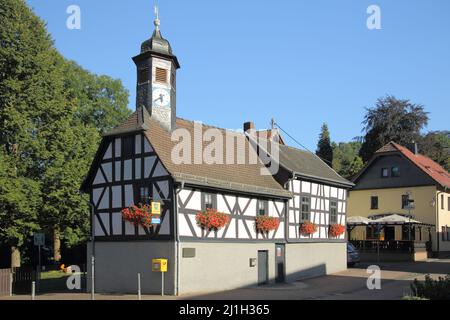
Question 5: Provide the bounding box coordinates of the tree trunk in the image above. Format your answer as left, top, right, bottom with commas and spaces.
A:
11, 246, 21, 268
53, 227, 62, 263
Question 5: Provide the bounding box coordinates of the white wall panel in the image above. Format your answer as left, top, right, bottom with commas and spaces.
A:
101, 163, 112, 182
112, 212, 122, 235
112, 186, 122, 208
124, 160, 132, 180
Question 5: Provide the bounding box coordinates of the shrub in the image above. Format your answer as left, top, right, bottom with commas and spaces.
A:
410, 274, 450, 300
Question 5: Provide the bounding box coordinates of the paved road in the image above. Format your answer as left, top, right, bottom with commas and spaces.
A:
2, 259, 449, 300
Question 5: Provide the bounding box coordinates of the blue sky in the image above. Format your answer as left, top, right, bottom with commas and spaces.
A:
26, 0, 450, 150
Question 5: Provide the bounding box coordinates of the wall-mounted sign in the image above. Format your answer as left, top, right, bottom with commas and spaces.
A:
151, 202, 161, 215
151, 217, 161, 225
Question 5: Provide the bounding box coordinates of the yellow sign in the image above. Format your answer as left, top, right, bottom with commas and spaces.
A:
152, 258, 168, 272
151, 202, 161, 215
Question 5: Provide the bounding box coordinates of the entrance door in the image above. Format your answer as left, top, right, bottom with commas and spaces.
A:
257, 251, 268, 286
384, 226, 395, 241
275, 244, 285, 283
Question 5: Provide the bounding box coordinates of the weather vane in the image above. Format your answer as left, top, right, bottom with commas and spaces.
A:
154, 4, 160, 30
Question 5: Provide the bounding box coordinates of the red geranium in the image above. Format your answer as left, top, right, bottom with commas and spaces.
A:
329, 224, 345, 238
196, 209, 230, 230
300, 221, 318, 236
255, 216, 280, 233
121, 203, 153, 227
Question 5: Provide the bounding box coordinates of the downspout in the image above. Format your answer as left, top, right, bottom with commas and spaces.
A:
173, 181, 185, 296
285, 174, 295, 244
436, 187, 448, 256
436, 190, 440, 255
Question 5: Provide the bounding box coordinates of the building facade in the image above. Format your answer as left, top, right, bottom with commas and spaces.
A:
347, 142, 450, 256
81, 14, 353, 295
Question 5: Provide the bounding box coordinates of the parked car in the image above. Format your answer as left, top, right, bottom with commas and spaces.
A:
347, 243, 360, 267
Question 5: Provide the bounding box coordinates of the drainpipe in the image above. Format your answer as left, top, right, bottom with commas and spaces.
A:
174, 181, 184, 296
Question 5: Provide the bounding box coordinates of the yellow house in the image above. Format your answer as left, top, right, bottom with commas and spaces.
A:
348, 142, 450, 257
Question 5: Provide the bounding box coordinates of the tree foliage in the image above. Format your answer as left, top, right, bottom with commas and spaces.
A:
359, 95, 429, 162
0, 0, 131, 262
332, 141, 364, 178
316, 123, 333, 167
418, 131, 450, 171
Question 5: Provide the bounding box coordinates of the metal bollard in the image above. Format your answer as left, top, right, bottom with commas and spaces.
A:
9, 273, 13, 297
137, 273, 142, 300
31, 281, 35, 300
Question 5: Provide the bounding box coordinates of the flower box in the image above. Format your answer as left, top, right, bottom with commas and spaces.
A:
121, 204, 153, 228
300, 221, 318, 236
196, 209, 230, 231
255, 216, 280, 233
329, 224, 346, 238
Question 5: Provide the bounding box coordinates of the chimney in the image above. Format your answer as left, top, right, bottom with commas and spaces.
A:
243, 121, 255, 133
406, 142, 419, 155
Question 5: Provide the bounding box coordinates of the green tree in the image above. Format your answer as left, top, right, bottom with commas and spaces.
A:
418, 131, 450, 171
63, 60, 131, 134
359, 95, 429, 162
0, 150, 40, 267
0, 0, 131, 264
332, 141, 363, 178
316, 123, 333, 167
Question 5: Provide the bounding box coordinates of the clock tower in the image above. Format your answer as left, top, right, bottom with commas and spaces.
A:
133, 7, 180, 131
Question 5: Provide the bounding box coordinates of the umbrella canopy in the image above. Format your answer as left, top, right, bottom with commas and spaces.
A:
347, 216, 372, 225
369, 214, 421, 225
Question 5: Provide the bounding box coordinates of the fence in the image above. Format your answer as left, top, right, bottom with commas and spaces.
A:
0, 268, 12, 296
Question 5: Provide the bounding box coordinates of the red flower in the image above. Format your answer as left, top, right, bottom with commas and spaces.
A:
300, 221, 318, 236
329, 224, 345, 238
255, 216, 280, 233
196, 209, 230, 230
121, 203, 154, 227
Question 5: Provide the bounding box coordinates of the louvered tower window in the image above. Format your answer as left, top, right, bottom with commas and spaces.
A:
155, 67, 168, 83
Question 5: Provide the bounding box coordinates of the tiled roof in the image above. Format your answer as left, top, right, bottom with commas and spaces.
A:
377, 142, 450, 188
276, 144, 354, 187
108, 109, 291, 198
384, 142, 450, 188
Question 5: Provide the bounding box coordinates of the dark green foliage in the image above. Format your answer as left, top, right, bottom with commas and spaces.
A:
410, 275, 450, 300
418, 131, 450, 171
0, 0, 131, 260
359, 95, 429, 162
316, 123, 333, 167
332, 141, 364, 178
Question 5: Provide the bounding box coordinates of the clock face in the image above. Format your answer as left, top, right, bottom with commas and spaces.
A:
153, 88, 170, 107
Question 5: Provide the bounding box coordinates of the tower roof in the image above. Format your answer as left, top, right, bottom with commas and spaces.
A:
140, 6, 175, 58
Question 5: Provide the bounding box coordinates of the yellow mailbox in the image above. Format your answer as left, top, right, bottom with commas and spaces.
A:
152, 258, 168, 272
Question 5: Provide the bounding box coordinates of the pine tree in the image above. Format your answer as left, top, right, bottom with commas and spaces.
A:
316, 123, 333, 167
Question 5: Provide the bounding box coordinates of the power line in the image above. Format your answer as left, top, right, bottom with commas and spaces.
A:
273, 121, 334, 167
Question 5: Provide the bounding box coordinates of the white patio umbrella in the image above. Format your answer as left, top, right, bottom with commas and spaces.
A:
369, 214, 421, 225
347, 216, 372, 226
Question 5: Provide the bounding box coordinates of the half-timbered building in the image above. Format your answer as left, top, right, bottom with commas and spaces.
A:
80, 13, 353, 295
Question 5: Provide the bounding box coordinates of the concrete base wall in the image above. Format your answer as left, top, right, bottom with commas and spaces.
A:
285, 242, 347, 281
87, 241, 176, 295
178, 242, 276, 295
